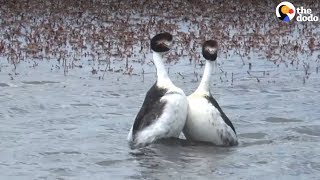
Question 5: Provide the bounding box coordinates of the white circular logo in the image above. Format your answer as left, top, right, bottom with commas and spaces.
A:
276, 2, 296, 22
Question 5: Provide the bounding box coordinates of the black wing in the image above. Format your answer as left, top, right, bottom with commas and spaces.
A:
132, 82, 168, 139
204, 92, 237, 134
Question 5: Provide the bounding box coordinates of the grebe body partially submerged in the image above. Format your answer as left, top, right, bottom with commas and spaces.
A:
128, 33, 188, 148
183, 40, 238, 146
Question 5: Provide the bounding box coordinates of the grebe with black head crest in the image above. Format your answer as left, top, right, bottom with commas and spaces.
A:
183, 40, 238, 146
128, 32, 188, 148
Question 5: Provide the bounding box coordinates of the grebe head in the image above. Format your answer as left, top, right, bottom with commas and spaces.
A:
202, 40, 218, 61
151, 32, 173, 53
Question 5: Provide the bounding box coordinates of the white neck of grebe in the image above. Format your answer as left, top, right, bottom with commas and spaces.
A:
195, 60, 215, 94
153, 52, 173, 86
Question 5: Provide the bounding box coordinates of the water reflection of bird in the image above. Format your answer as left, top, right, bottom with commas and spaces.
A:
183, 40, 238, 146
128, 33, 188, 148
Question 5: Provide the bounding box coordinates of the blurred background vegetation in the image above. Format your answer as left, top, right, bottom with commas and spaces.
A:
0, 0, 319, 76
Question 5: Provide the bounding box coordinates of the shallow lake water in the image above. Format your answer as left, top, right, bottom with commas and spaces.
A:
0, 55, 320, 179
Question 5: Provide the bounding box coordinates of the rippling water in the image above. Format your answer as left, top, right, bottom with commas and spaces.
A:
0, 56, 320, 179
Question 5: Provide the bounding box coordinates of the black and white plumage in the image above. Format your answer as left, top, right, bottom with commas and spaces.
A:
128, 33, 188, 148
183, 40, 238, 146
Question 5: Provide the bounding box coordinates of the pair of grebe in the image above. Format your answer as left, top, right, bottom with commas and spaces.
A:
128, 33, 238, 148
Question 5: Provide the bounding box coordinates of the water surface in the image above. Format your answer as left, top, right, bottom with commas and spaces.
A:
0, 57, 320, 179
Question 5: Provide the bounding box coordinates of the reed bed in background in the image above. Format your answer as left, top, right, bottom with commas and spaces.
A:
0, 0, 319, 79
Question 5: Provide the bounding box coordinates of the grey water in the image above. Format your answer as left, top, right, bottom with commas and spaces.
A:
0, 55, 320, 180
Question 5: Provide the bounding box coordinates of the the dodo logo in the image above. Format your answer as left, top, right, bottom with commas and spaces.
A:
276, 2, 296, 22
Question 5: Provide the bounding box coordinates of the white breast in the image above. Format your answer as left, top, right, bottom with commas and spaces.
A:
133, 87, 188, 146
183, 94, 238, 146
